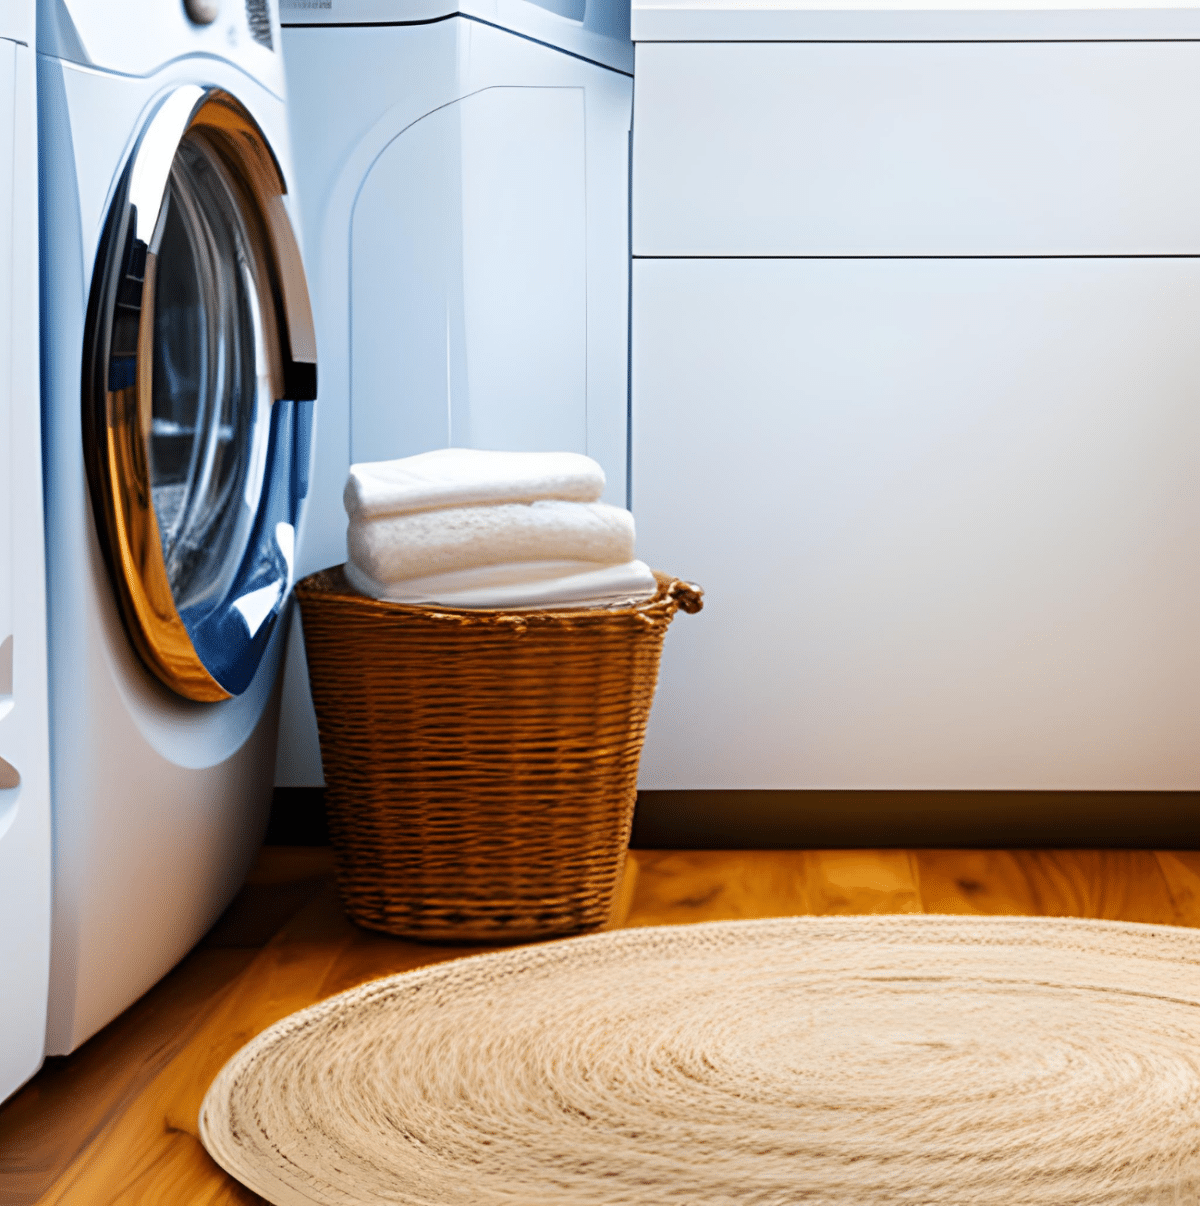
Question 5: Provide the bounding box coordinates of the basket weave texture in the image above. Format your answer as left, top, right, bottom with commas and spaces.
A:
295, 566, 702, 942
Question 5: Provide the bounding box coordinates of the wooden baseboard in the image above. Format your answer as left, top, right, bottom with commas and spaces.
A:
629, 790, 1200, 849
269, 787, 1200, 850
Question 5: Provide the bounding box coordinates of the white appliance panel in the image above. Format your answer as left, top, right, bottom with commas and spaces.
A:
633, 41, 1200, 257
39, 53, 299, 1054
352, 86, 587, 462
460, 87, 587, 454
633, 257, 1200, 790
39, 0, 284, 96
276, 17, 631, 788
0, 35, 51, 1102
280, 0, 634, 71
0, 3, 31, 44
0, 41, 12, 657
352, 99, 468, 461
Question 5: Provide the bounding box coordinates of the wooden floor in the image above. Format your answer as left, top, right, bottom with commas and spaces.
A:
3, 846, 1200, 1204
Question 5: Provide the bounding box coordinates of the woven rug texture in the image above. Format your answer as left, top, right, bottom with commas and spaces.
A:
200, 913, 1200, 1205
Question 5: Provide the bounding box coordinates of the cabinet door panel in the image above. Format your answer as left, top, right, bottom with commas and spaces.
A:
633, 41, 1200, 256
633, 257, 1200, 789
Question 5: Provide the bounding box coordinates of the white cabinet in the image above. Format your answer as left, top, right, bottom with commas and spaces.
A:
630, 0, 1200, 40
632, 0, 1200, 792
633, 251, 1200, 789
634, 41, 1200, 257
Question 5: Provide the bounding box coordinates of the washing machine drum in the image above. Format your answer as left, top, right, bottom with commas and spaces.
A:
83, 86, 317, 702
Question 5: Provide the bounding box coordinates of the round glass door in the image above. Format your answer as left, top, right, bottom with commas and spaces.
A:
83, 87, 317, 702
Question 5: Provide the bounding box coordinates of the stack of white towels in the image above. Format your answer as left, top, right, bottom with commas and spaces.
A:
343, 448, 659, 610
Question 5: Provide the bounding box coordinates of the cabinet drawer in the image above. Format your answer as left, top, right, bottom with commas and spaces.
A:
633, 41, 1200, 256
632, 257, 1200, 789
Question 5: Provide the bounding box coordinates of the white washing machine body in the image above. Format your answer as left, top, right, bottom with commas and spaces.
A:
0, 0, 50, 1103
39, 0, 317, 1053
275, 0, 633, 787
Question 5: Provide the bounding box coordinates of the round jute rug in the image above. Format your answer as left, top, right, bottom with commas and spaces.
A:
200, 914, 1200, 1205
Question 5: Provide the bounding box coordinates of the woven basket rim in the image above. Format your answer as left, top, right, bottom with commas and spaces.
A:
295, 564, 703, 623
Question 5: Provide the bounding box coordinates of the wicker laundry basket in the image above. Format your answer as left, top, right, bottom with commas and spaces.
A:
295, 566, 702, 942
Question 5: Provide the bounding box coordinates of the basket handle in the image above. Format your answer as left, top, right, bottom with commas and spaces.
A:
653, 573, 704, 615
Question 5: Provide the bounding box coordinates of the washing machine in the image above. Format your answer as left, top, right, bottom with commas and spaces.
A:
39, 0, 316, 1053
274, 0, 633, 786
1, 1, 50, 1102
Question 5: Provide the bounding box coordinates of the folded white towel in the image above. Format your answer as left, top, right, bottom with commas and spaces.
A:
345, 449, 606, 522
348, 500, 636, 583
350, 559, 608, 595
345, 558, 659, 610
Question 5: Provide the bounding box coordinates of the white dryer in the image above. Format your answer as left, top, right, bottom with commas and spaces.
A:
1, 0, 50, 1102
276, 0, 633, 786
39, 0, 316, 1053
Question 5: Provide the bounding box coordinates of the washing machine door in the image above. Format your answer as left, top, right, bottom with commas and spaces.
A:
83, 86, 317, 702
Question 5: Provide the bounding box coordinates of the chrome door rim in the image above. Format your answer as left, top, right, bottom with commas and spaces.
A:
82, 86, 317, 702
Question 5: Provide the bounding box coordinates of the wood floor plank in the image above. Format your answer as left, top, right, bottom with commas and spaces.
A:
8, 845, 1200, 1205
0, 949, 257, 1206
999, 851, 1173, 923
276, 855, 640, 1005
34, 891, 358, 1205
623, 851, 810, 926
912, 850, 1042, 915
308, 923, 492, 1005
1022, 851, 1179, 924
0, 846, 337, 1205
30, 860, 647, 1204
602, 853, 639, 930
797, 850, 922, 916
1152, 852, 1200, 927
623, 849, 921, 927
913, 850, 1182, 924
63, 1129, 268, 1206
